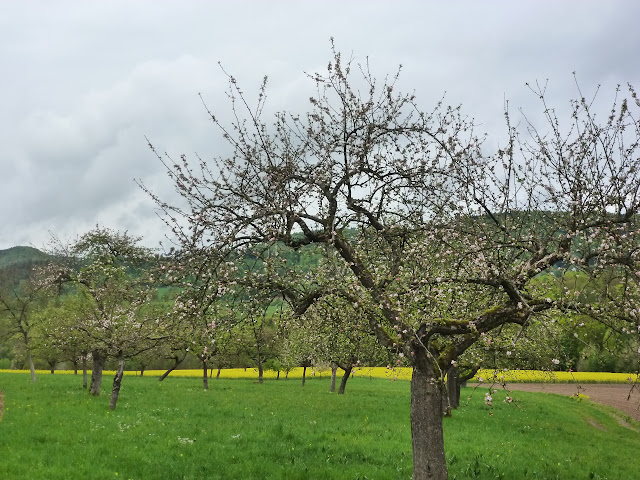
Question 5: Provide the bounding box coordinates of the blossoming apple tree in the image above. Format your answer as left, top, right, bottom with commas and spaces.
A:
144, 44, 640, 479
52, 227, 170, 409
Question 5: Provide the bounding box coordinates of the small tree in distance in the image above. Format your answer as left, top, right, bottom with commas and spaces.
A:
144, 43, 640, 480
0, 263, 53, 382
50, 227, 169, 409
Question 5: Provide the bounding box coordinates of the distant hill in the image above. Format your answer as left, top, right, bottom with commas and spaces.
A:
0, 247, 56, 288
0, 246, 51, 269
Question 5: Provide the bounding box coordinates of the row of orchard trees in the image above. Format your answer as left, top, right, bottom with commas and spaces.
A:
2, 234, 636, 394
0, 229, 174, 409
140, 44, 640, 480
0, 227, 395, 405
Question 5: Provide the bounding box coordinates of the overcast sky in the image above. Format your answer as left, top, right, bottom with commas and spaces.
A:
1, 0, 639, 251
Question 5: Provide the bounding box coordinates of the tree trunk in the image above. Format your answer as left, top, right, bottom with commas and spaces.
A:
73, 360, 79, 375
411, 356, 448, 480
446, 365, 460, 414
159, 353, 186, 381
330, 363, 338, 392
82, 355, 88, 389
338, 366, 352, 395
258, 363, 264, 384
89, 350, 104, 396
109, 356, 126, 410
26, 351, 36, 383
216, 367, 222, 379
140, 366, 145, 377
202, 359, 209, 390
301, 366, 307, 387
22, 331, 36, 383
49, 360, 56, 374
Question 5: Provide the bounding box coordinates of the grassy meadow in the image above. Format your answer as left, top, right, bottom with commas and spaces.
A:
0, 372, 639, 479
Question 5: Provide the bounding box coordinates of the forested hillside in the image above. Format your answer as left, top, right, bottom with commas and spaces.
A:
0, 245, 51, 268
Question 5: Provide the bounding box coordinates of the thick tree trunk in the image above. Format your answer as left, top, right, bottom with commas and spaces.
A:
202, 359, 209, 390
446, 366, 460, 414
159, 353, 186, 381
22, 331, 36, 383
330, 363, 338, 392
48, 360, 56, 374
89, 350, 105, 396
26, 351, 36, 383
255, 350, 264, 383
256, 350, 264, 383
301, 366, 307, 387
82, 355, 88, 389
109, 356, 126, 410
338, 366, 352, 395
411, 357, 448, 480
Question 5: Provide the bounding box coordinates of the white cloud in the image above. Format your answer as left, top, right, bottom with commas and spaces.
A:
1, 0, 639, 249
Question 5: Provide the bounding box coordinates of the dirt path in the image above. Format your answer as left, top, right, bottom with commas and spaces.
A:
501, 383, 640, 423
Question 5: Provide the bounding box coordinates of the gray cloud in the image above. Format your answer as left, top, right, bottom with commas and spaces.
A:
1, 0, 639, 249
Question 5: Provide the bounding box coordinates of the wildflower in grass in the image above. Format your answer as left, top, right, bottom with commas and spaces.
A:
178, 436, 194, 445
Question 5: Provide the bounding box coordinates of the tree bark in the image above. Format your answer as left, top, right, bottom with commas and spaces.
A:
411, 356, 448, 480
338, 366, 352, 395
82, 355, 88, 389
202, 359, 209, 390
330, 363, 338, 393
301, 366, 307, 387
89, 350, 104, 396
26, 351, 36, 383
22, 331, 36, 383
109, 356, 126, 410
73, 360, 78, 375
446, 365, 460, 413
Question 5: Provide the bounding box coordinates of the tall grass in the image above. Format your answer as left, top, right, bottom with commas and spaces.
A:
0, 373, 638, 479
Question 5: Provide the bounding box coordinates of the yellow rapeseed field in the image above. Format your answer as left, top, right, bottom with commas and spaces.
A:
1, 367, 638, 383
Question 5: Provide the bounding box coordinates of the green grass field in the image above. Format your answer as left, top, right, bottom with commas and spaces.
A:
0, 373, 638, 479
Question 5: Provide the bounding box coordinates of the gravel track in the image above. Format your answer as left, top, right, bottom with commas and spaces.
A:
502, 383, 640, 423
